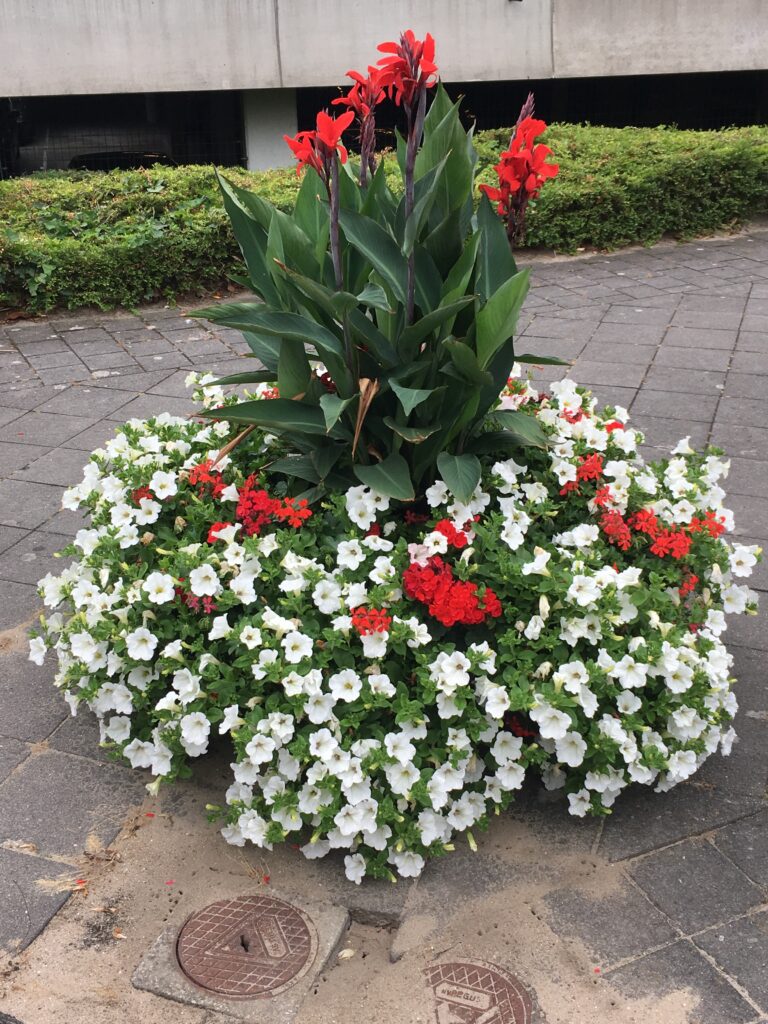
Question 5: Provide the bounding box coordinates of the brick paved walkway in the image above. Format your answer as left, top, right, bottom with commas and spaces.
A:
0, 231, 766, 1021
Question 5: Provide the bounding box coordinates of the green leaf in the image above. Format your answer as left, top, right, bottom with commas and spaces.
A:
444, 339, 493, 387
215, 172, 280, 306
437, 452, 482, 504
242, 331, 282, 372
475, 193, 518, 302
400, 296, 475, 352
487, 409, 549, 448
353, 452, 414, 501
338, 208, 408, 304
515, 352, 571, 366
201, 398, 330, 435
347, 307, 399, 367
382, 417, 440, 443
278, 337, 312, 400
270, 446, 342, 484
441, 232, 480, 304
196, 304, 345, 363
389, 379, 439, 416
357, 282, 392, 312
319, 393, 354, 432
402, 153, 451, 255
208, 369, 277, 387
475, 268, 530, 369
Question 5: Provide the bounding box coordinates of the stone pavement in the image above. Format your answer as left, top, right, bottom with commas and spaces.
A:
0, 230, 766, 1022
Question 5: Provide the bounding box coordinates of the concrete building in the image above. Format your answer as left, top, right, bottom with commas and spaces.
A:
1, 0, 767, 175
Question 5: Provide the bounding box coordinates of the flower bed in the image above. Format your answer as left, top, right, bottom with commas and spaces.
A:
30, 371, 759, 882
29, 30, 760, 883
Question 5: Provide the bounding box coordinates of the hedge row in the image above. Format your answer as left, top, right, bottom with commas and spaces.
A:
1, 124, 767, 312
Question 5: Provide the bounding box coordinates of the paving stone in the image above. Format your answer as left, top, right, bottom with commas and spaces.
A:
0, 651, 69, 742
0, 479, 64, 529
0, 581, 41, 630
643, 366, 726, 395
523, 316, 600, 341
728, 612, 768, 650
9, 410, 97, 447
106, 393, 196, 421
0, 748, 145, 858
35, 365, 91, 386
0, 525, 29, 555
716, 398, 768, 429
631, 389, 719, 423
730, 494, 768, 539
48, 709, 113, 765
0, 386, 65, 411
57, 327, 116, 347
601, 305, 675, 327
0, 531, 73, 586
605, 939, 755, 1024
40, 381, 136, 415
543, 881, 677, 966
654, 345, 732, 371
514, 337, 584, 363
694, 912, 768, 1013
0, 442, 51, 476
569, 360, 646, 388
12, 445, 92, 487
60, 421, 122, 452
731, 349, 768, 374
0, 847, 71, 954
671, 309, 746, 331
0, 407, 24, 429
7, 324, 61, 343
740, 313, 768, 334
661, 325, 737, 350
580, 341, 656, 365
37, 505, 88, 538
628, 840, 764, 934
82, 351, 139, 371
0, 736, 28, 782
633, 417, 710, 451
66, 337, 126, 358
709, 423, 768, 461
586, 384, 638, 411
726, 458, 768, 498
712, 811, 768, 888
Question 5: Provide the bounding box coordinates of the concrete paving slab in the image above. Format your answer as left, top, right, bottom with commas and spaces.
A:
0, 847, 71, 954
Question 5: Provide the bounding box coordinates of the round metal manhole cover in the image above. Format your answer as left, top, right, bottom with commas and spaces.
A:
176, 894, 318, 999
424, 959, 534, 1024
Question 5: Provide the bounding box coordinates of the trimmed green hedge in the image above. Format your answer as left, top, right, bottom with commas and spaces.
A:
2, 124, 767, 312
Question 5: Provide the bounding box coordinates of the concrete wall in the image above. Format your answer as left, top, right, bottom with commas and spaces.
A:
243, 89, 297, 170
2, 0, 767, 97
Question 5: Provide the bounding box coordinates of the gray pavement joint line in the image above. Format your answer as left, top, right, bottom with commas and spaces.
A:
603, 802, 768, 865
627, 289, 684, 421
708, 280, 754, 447
607, 874, 765, 1013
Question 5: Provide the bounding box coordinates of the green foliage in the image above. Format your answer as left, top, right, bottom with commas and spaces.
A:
2, 124, 767, 313
195, 85, 547, 502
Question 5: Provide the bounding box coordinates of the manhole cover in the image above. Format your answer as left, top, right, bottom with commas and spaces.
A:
424, 959, 534, 1024
176, 894, 317, 999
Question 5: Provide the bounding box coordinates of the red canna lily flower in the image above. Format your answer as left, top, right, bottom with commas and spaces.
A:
376, 30, 438, 108
333, 67, 385, 119
283, 110, 355, 182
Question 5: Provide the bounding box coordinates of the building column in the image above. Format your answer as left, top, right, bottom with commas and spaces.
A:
242, 88, 297, 170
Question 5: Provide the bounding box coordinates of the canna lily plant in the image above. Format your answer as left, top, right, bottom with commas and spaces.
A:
194, 30, 561, 506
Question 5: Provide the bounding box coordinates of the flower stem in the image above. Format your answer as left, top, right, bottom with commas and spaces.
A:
404, 85, 427, 325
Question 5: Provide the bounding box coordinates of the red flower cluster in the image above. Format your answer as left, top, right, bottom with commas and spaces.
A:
434, 518, 469, 548
649, 529, 693, 560
189, 460, 226, 499
333, 67, 385, 120
577, 453, 604, 482
479, 116, 559, 217
351, 606, 392, 636
175, 580, 217, 615
600, 510, 633, 551
376, 30, 437, 107
689, 511, 727, 538
403, 556, 502, 627
131, 485, 154, 505
236, 477, 312, 537
601, 505, 703, 561
283, 109, 355, 179
679, 573, 699, 598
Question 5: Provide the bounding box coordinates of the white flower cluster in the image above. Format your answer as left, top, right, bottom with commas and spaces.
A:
29, 373, 759, 882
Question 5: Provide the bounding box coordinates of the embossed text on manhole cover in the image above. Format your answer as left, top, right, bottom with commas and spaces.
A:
176, 894, 318, 999
424, 959, 534, 1024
